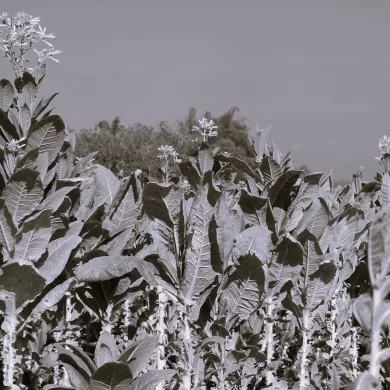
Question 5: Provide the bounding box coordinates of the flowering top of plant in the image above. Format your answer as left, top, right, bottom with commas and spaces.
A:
0, 11, 62, 77
191, 118, 218, 142
157, 145, 182, 164
375, 135, 390, 162
378, 135, 390, 154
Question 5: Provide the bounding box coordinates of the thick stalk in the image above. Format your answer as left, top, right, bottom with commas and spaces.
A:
299, 310, 311, 390
265, 297, 275, 386
218, 338, 227, 390
156, 286, 167, 390
2, 293, 17, 389
369, 288, 381, 380
350, 326, 359, 379
183, 310, 193, 389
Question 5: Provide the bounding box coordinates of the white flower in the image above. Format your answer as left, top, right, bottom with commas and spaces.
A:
378, 135, 390, 155
191, 118, 218, 141
157, 145, 181, 163
0, 12, 62, 77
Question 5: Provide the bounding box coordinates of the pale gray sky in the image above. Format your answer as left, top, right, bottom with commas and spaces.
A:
1, 1, 389, 180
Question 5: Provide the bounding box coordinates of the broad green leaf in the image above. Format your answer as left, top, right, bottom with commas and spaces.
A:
18, 71, 38, 110
143, 182, 183, 256
230, 225, 272, 265
221, 254, 266, 321
182, 172, 221, 305
2, 168, 43, 226
37, 186, 76, 213
253, 125, 270, 163
95, 331, 119, 368
198, 144, 214, 174
368, 203, 390, 287
268, 235, 304, 294
0, 199, 16, 253
94, 164, 120, 211
215, 191, 245, 270
25, 115, 66, 166
294, 198, 330, 239
75, 255, 141, 282
0, 79, 14, 112
0, 262, 45, 308
32, 92, 58, 120
0, 108, 19, 143
61, 362, 90, 389
13, 209, 52, 262
15, 148, 39, 171
71, 151, 98, 177
56, 343, 95, 378
259, 155, 282, 185
37, 235, 82, 284
107, 174, 140, 232
118, 336, 158, 378
21, 278, 77, 327
131, 369, 176, 390
88, 362, 132, 390
20, 103, 31, 136
268, 170, 301, 206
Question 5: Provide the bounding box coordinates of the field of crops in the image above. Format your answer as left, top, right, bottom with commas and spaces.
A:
1, 11, 390, 390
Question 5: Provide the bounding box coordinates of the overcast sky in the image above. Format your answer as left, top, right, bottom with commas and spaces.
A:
1, 1, 389, 180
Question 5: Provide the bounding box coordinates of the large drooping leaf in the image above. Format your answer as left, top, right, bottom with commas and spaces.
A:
0, 108, 19, 143
94, 164, 120, 211
37, 186, 77, 213
0, 79, 14, 112
131, 369, 176, 390
0, 199, 16, 253
368, 203, 390, 287
282, 173, 322, 232
106, 174, 140, 232
2, 168, 43, 225
267, 170, 301, 206
37, 235, 82, 284
25, 115, 66, 166
182, 172, 221, 305
221, 254, 266, 321
118, 336, 158, 378
294, 198, 330, 239
75, 255, 141, 282
215, 192, 245, 270
88, 362, 132, 390
12, 209, 52, 262
0, 262, 45, 308
20, 278, 77, 328
95, 331, 119, 368
142, 182, 184, 256
230, 225, 272, 265
267, 234, 304, 294
238, 189, 268, 226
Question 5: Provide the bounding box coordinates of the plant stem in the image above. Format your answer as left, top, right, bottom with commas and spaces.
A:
299, 310, 311, 390
369, 288, 381, 380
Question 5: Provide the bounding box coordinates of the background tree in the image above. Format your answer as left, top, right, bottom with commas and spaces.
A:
75, 106, 256, 177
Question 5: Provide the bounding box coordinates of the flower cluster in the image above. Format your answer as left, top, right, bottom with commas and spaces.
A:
6, 139, 23, 153
191, 118, 218, 142
157, 145, 182, 164
0, 12, 62, 77
378, 135, 390, 155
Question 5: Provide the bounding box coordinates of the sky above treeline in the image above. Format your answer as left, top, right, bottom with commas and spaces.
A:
1, 1, 389, 180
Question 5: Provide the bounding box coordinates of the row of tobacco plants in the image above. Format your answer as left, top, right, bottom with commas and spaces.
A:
2, 11, 390, 390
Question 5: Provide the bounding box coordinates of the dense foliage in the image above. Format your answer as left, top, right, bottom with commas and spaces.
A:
1, 10, 390, 390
